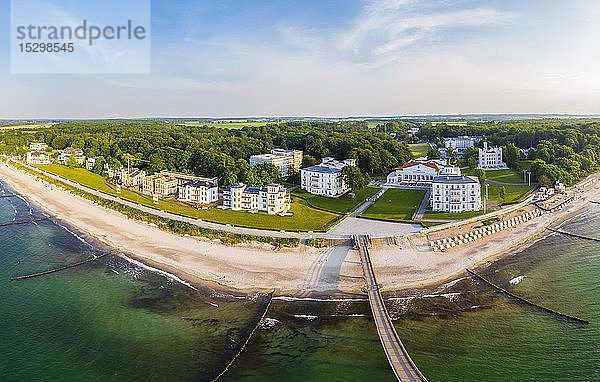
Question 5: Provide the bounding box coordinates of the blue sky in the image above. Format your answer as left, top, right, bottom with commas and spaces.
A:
1, 0, 600, 118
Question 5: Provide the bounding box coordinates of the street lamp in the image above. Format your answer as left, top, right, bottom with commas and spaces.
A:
483, 183, 489, 213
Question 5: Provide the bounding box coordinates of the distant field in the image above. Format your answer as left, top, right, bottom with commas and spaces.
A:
430, 121, 468, 126
35, 164, 341, 232
180, 121, 270, 129
361, 188, 426, 221
408, 143, 431, 157
0, 123, 54, 130
292, 186, 380, 214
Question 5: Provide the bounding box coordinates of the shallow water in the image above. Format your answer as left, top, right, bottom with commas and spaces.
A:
1, 181, 598, 381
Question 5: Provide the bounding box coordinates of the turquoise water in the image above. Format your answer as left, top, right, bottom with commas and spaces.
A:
1, 181, 598, 381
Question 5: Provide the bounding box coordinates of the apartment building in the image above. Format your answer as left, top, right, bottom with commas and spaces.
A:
59, 147, 85, 165
443, 136, 482, 150
26, 151, 50, 165
29, 142, 48, 151
143, 174, 178, 197
223, 183, 290, 214
249, 148, 303, 177
431, 175, 481, 213
119, 167, 146, 188
178, 179, 219, 205
300, 157, 357, 197
85, 156, 104, 171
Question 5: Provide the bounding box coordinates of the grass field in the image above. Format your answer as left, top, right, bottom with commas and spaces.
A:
485, 182, 537, 205
423, 210, 486, 220
0, 123, 54, 130
408, 143, 431, 157
292, 186, 380, 214
35, 164, 341, 231
181, 121, 270, 129
361, 188, 426, 221
463, 168, 527, 184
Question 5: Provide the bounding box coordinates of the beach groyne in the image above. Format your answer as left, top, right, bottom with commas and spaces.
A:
547, 227, 600, 242
10, 249, 117, 280
211, 291, 275, 382
466, 268, 589, 324
0, 217, 50, 227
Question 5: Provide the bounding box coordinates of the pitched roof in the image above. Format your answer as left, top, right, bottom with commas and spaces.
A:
396, 161, 440, 171
301, 165, 342, 174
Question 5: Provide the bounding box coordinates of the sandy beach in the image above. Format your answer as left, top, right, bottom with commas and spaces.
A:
1, 162, 599, 296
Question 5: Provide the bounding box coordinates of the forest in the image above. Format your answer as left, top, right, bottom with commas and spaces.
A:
0, 120, 413, 187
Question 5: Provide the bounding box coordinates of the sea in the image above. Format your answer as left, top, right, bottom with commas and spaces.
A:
0, 180, 598, 381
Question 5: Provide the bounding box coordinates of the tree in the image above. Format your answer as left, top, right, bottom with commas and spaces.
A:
302, 155, 317, 168
426, 148, 441, 160
66, 154, 77, 168
91, 157, 106, 175
474, 168, 486, 184
342, 165, 369, 191
447, 147, 458, 164
504, 143, 520, 169
538, 174, 552, 188
499, 185, 506, 201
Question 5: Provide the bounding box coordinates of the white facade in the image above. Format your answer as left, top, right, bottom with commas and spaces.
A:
478, 142, 507, 170
386, 160, 461, 185
431, 175, 481, 213
86, 156, 104, 171
300, 157, 356, 196
178, 180, 219, 205
249, 148, 303, 177
223, 183, 290, 214
29, 142, 48, 151
59, 147, 85, 165
443, 136, 482, 150
26, 151, 50, 165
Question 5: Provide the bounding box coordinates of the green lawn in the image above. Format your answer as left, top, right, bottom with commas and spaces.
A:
361, 188, 426, 221
463, 168, 527, 184
485, 182, 537, 205
35, 164, 341, 231
408, 143, 431, 157
292, 186, 380, 214
462, 166, 538, 205
423, 210, 486, 220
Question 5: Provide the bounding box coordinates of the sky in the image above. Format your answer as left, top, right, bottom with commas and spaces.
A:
1, 0, 600, 118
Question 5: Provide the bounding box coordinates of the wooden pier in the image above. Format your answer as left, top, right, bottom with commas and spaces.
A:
356, 234, 427, 382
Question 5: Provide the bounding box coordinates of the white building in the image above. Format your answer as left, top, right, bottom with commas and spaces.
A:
431, 175, 481, 213
386, 160, 461, 185
249, 148, 303, 177
478, 142, 507, 170
443, 136, 482, 150
178, 179, 219, 205
29, 142, 48, 151
85, 156, 104, 171
118, 167, 146, 188
58, 147, 85, 165
223, 183, 290, 214
300, 157, 357, 197
26, 151, 50, 165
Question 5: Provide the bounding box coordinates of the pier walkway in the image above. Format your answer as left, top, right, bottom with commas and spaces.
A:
355, 234, 427, 382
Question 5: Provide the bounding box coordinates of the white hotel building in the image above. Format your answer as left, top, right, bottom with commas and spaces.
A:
386, 159, 460, 185
431, 175, 481, 213
249, 148, 303, 177
223, 183, 290, 214
443, 136, 482, 150
478, 142, 507, 170
300, 157, 356, 197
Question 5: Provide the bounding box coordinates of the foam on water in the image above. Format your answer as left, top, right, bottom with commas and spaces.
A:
509, 275, 526, 285
117, 253, 198, 291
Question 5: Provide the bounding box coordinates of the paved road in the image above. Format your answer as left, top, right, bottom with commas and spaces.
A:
13, 160, 419, 239
356, 235, 427, 382
413, 188, 431, 220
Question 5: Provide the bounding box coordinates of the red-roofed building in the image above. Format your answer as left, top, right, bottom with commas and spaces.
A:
386, 160, 460, 185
